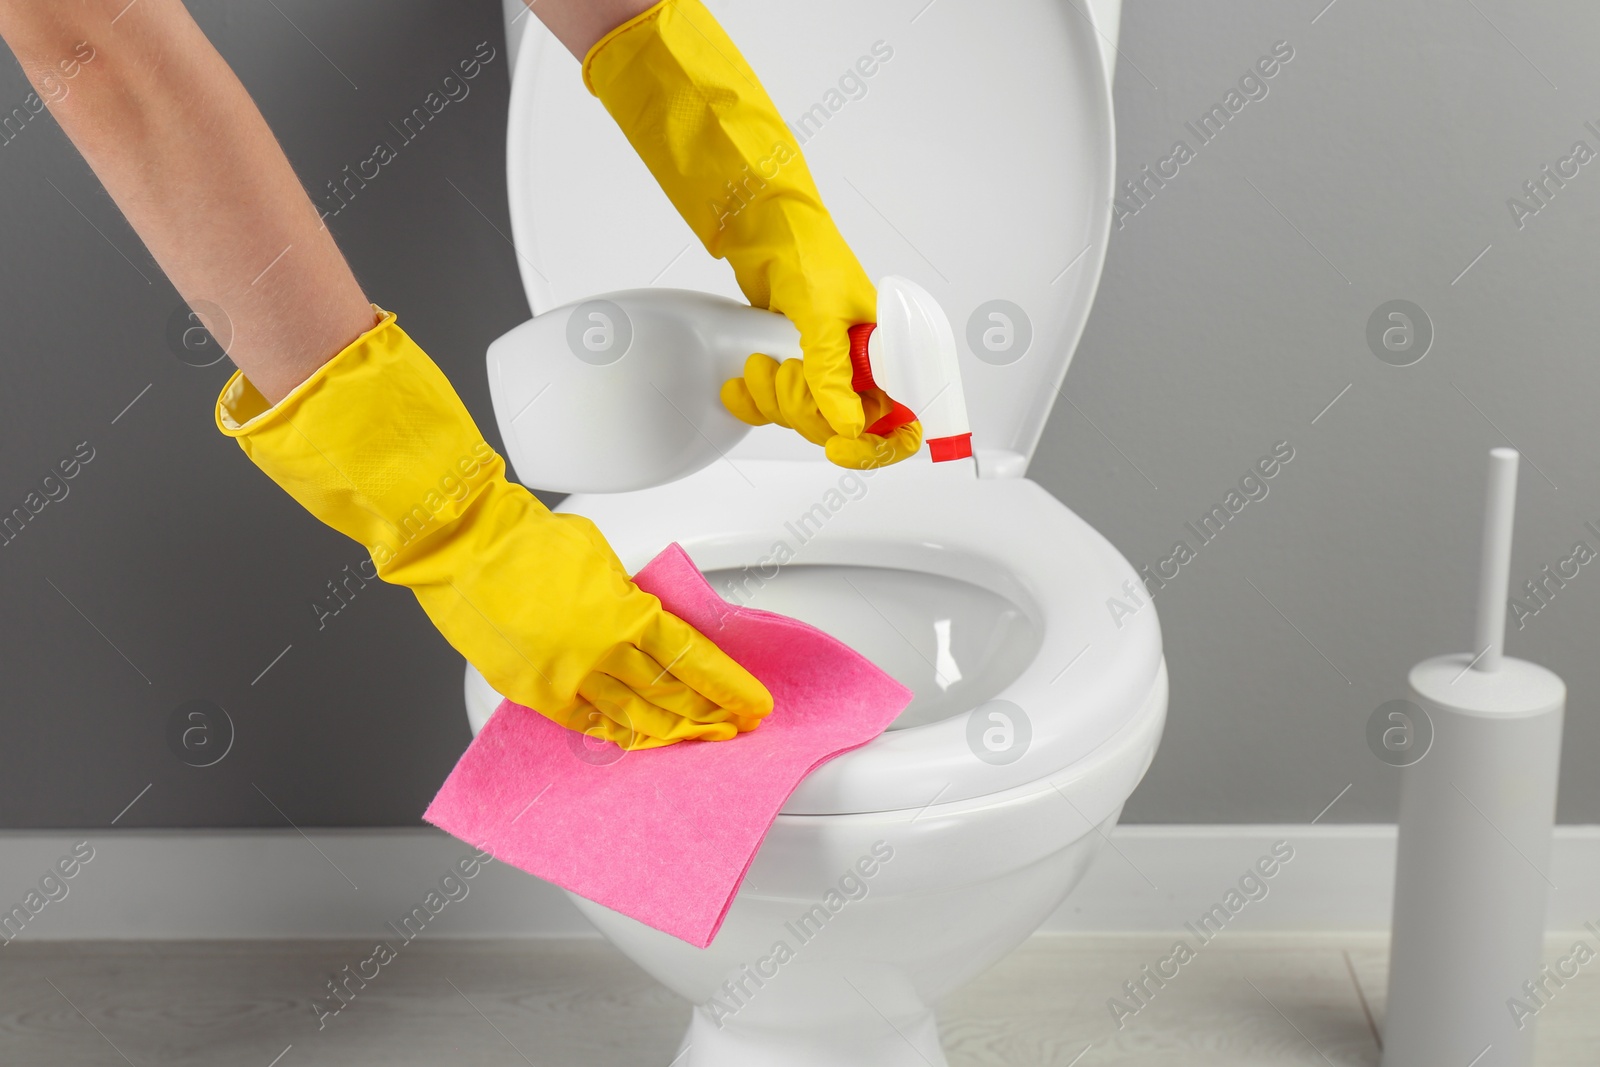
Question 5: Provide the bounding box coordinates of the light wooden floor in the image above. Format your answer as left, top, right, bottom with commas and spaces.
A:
1, 934, 1596, 1065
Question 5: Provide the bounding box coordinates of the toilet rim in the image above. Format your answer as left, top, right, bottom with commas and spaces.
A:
570, 666, 1166, 906
558, 459, 1165, 816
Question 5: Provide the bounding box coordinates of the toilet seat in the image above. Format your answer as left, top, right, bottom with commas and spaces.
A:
560, 458, 1163, 815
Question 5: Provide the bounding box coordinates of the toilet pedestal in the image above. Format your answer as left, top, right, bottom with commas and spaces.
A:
675, 1000, 946, 1067
548, 682, 1166, 1067
564, 807, 1136, 1067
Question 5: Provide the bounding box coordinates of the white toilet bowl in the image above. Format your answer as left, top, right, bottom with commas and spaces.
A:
464, 461, 1166, 1065
471, 2, 1158, 1062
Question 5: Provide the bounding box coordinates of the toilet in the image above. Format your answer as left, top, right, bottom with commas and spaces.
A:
467, 2, 1165, 1064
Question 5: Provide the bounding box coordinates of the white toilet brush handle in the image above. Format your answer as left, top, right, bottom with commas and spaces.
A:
1472, 447, 1519, 673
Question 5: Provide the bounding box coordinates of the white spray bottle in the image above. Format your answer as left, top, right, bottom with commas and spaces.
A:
845, 276, 973, 463
486, 275, 971, 493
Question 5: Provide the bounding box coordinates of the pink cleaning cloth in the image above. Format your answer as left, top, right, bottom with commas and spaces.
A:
423, 542, 913, 949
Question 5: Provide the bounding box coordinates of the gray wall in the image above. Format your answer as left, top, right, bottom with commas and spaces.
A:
1054, 0, 1600, 823
0, 1, 531, 827
1, 0, 1596, 828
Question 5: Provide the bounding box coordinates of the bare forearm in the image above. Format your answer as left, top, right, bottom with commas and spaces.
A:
526, 0, 656, 59
0, 0, 373, 402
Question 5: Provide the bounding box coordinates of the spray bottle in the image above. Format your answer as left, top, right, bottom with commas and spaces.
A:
486, 275, 971, 494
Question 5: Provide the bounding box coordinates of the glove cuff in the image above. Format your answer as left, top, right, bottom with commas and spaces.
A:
580, 0, 671, 95
215, 305, 517, 572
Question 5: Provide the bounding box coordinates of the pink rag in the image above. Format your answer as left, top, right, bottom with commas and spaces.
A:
423, 542, 913, 949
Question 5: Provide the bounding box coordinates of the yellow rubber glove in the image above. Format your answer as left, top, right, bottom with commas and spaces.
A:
720, 355, 923, 470
216, 307, 772, 751
583, 0, 921, 470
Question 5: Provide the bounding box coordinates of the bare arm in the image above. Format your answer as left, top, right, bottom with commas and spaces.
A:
525, 0, 656, 59
0, 0, 371, 403
0, 0, 653, 404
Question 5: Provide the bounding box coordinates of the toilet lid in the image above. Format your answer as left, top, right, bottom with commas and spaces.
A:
504, 0, 1115, 471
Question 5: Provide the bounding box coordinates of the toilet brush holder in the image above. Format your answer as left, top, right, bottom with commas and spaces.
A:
1381, 449, 1566, 1067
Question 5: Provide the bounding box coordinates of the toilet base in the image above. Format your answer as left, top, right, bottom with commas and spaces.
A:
671, 1000, 947, 1067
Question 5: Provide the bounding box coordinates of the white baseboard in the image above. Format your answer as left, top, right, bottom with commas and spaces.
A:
1, 825, 1596, 941
1049, 825, 1600, 935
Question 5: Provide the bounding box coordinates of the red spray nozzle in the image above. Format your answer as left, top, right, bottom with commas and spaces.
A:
848, 321, 971, 461
848, 323, 918, 437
